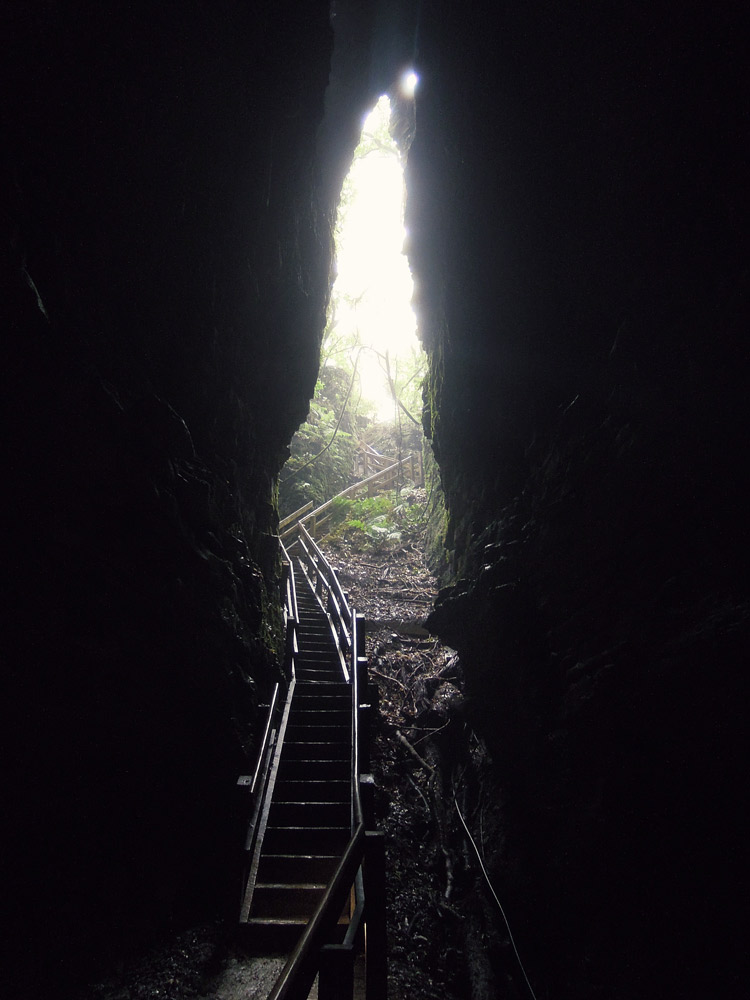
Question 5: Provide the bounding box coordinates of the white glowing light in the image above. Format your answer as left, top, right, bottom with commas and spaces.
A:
330, 96, 420, 421
401, 70, 419, 98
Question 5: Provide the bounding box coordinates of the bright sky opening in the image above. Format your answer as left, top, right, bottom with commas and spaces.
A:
330, 95, 420, 421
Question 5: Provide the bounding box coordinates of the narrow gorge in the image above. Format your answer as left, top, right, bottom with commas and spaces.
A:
3, 2, 747, 998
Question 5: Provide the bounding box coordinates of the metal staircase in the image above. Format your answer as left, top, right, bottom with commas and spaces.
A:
239, 531, 386, 999
241, 566, 352, 946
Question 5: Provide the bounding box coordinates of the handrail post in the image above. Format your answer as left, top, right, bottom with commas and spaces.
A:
319, 943, 354, 1000
364, 830, 387, 1000
284, 619, 296, 680
355, 613, 367, 689
354, 613, 368, 770
359, 700, 371, 773
360, 773, 375, 829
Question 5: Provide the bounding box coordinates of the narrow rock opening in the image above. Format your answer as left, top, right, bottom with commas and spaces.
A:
281, 87, 426, 523
5, 4, 747, 999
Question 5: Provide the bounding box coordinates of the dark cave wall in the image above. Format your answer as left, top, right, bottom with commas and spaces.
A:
3, 2, 421, 992
3, 1, 337, 990
409, 2, 748, 998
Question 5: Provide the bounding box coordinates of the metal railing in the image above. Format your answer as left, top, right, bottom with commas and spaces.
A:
238, 544, 300, 906
280, 454, 415, 544
294, 523, 352, 680
264, 532, 386, 1000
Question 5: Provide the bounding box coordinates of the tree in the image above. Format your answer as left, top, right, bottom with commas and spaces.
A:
279, 364, 359, 518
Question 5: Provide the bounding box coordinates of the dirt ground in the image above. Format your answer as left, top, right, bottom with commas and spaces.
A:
325, 544, 469, 1000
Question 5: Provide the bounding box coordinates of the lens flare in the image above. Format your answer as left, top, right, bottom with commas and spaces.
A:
401, 70, 419, 98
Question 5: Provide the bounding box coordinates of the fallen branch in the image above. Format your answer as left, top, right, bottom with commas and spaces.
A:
371, 667, 409, 692
395, 729, 436, 774
412, 719, 451, 746
406, 773, 431, 816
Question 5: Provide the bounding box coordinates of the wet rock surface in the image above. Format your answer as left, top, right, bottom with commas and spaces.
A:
408, 4, 749, 996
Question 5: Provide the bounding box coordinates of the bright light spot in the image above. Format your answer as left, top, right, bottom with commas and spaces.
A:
329, 96, 420, 421
401, 70, 419, 98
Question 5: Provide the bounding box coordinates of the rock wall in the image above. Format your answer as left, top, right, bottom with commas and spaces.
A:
2, 2, 419, 993
409, 3, 748, 997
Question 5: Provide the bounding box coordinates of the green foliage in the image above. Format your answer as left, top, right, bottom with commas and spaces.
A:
327, 488, 428, 553
279, 365, 357, 518
331, 494, 392, 523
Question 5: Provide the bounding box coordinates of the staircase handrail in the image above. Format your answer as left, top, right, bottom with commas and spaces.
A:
280, 541, 299, 627
238, 549, 298, 884
279, 501, 313, 531
266, 546, 372, 1000
302, 455, 410, 523
280, 454, 412, 542
293, 522, 352, 679
267, 826, 366, 1000
297, 522, 351, 627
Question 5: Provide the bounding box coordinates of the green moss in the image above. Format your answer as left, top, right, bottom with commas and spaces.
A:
422, 441, 451, 583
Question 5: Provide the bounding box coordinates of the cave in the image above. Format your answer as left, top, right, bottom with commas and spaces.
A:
3, 2, 747, 998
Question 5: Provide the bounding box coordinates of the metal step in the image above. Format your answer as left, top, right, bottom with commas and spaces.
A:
289, 708, 350, 727
250, 883, 326, 920
269, 800, 351, 826
282, 741, 350, 761
295, 657, 341, 669
296, 642, 338, 655
297, 627, 331, 637
294, 680, 345, 689
239, 918, 348, 954
297, 655, 341, 667
295, 672, 344, 685
277, 758, 349, 781
258, 853, 340, 884
292, 697, 350, 714
274, 779, 350, 802
285, 724, 350, 744
266, 825, 350, 854
295, 681, 350, 696
296, 651, 341, 664
242, 912, 349, 945
294, 669, 343, 682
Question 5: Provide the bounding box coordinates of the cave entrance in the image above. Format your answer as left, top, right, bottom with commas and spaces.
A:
281, 90, 426, 520
329, 93, 422, 424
